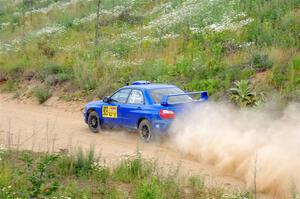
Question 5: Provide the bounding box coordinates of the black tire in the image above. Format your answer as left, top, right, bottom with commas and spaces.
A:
138, 119, 152, 142
88, 111, 101, 133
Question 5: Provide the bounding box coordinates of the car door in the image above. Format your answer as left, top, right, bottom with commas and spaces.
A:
120, 89, 145, 129
102, 88, 131, 127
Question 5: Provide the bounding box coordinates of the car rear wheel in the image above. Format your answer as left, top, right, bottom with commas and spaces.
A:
138, 119, 152, 142
88, 111, 101, 133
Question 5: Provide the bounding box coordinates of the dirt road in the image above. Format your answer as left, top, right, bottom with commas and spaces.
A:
0, 94, 247, 188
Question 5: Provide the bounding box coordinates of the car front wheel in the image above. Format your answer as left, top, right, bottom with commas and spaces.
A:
88, 111, 101, 133
138, 119, 152, 142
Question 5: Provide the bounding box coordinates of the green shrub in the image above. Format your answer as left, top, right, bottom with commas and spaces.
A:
57, 72, 71, 82
111, 40, 131, 58
37, 64, 72, 85
271, 66, 286, 88
32, 86, 52, 104
1, 80, 17, 92
45, 75, 59, 86
73, 147, 97, 177
38, 64, 64, 78
92, 164, 110, 183
57, 181, 92, 199
112, 151, 152, 183
199, 78, 221, 95
56, 154, 75, 177
56, 14, 74, 28
95, 80, 120, 99
280, 10, 300, 46
37, 40, 56, 58
73, 61, 97, 91
135, 175, 181, 199
249, 53, 273, 72
19, 152, 59, 198
229, 80, 264, 108
135, 177, 161, 199
174, 57, 192, 77
140, 59, 170, 82
46, 64, 64, 75
44, 73, 71, 86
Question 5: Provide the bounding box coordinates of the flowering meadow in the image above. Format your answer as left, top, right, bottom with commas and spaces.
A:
0, 0, 299, 102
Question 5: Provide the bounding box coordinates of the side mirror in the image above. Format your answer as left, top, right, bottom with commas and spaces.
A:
103, 96, 110, 103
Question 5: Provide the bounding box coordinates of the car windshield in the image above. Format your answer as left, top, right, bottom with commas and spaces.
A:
150, 87, 193, 104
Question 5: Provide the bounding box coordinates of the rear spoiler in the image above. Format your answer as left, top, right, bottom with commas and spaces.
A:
161, 91, 208, 106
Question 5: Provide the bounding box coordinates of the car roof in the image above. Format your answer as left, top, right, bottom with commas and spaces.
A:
122, 83, 177, 90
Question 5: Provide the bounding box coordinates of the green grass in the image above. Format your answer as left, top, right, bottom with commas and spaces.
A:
112, 151, 153, 183
0, 148, 253, 199
0, 0, 300, 105
32, 86, 52, 104
0, 80, 17, 92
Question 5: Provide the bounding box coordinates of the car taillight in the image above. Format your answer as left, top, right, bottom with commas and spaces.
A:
160, 109, 176, 119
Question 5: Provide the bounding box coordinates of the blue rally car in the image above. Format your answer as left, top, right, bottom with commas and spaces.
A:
83, 81, 208, 141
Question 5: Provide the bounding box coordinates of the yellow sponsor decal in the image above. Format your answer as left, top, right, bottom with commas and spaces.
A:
102, 106, 118, 118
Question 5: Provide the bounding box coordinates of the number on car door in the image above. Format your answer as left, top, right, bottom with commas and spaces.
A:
102, 88, 131, 127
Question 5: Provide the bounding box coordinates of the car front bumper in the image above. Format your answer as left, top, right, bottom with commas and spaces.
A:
83, 108, 88, 124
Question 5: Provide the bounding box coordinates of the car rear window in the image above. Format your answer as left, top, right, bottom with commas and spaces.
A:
150, 87, 193, 104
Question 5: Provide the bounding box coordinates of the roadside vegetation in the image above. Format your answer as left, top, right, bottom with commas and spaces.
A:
32, 85, 52, 104
0, 147, 252, 199
0, 0, 300, 106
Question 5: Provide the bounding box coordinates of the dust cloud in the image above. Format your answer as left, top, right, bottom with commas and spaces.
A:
170, 102, 300, 197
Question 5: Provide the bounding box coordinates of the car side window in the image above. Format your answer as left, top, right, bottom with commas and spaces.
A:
110, 89, 131, 103
128, 90, 144, 104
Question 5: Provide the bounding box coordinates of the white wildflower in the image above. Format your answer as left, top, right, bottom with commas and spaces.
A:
138, 33, 179, 44
30, 25, 65, 37
110, 59, 144, 68
25, 0, 84, 16
144, 0, 220, 30
119, 31, 139, 41
72, 0, 136, 26
73, 13, 97, 26
203, 15, 253, 33
239, 42, 255, 48
57, 43, 80, 52
162, 33, 180, 40
147, 2, 173, 16
144, 0, 251, 34
0, 22, 10, 30
189, 26, 201, 33
1, 24, 65, 53
119, 30, 179, 45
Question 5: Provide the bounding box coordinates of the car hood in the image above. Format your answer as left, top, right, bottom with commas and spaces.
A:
85, 100, 104, 108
